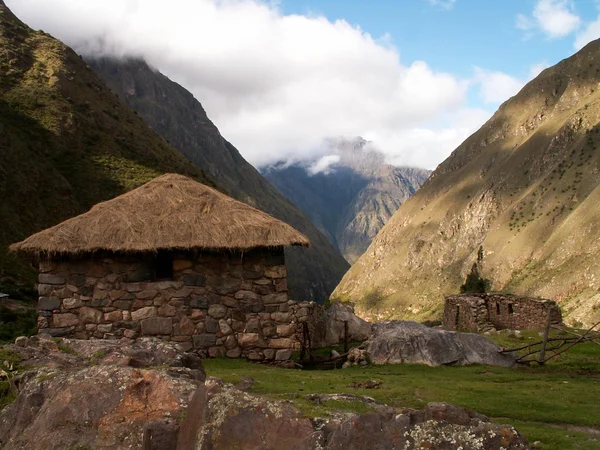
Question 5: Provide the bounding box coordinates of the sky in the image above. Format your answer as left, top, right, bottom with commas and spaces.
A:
6, 0, 600, 171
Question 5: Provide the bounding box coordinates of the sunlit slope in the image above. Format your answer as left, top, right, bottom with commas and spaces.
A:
333, 39, 600, 326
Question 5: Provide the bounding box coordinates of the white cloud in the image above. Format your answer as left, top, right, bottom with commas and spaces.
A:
574, 16, 600, 49
307, 155, 341, 175
424, 0, 456, 10
7, 0, 481, 170
517, 0, 581, 39
473, 68, 524, 104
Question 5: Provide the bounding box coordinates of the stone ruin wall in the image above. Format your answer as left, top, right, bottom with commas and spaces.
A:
443, 293, 563, 332
36, 249, 322, 361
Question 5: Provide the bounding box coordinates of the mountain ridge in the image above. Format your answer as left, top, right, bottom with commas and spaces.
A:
333, 39, 600, 326
0, 2, 215, 285
263, 138, 429, 263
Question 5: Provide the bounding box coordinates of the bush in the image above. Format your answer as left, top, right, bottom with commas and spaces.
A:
460, 263, 491, 294
0, 305, 37, 343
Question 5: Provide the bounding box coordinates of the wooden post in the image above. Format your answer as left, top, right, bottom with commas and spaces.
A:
142, 427, 152, 450
344, 320, 349, 353
539, 308, 552, 364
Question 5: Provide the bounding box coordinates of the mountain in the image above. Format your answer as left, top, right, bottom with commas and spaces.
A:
87, 58, 349, 302
333, 40, 600, 326
263, 138, 429, 263
0, 2, 215, 286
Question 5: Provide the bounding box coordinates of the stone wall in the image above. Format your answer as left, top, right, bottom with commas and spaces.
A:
36, 248, 319, 361
443, 293, 562, 332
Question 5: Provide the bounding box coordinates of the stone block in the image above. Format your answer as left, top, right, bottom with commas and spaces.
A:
275, 349, 293, 361
190, 309, 204, 319
263, 349, 276, 360
80, 307, 103, 325
216, 279, 242, 295
247, 351, 263, 361
53, 313, 79, 328
226, 347, 242, 358
38, 261, 56, 273
219, 319, 233, 335
235, 290, 259, 301
268, 338, 296, 349
131, 306, 157, 321
262, 326, 276, 337
171, 287, 194, 299
38, 296, 61, 311
271, 312, 290, 323
62, 298, 82, 310
123, 329, 137, 339
104, 311, 123, 322
45, 327, 71, 337
141, 317, 173, 336
208, 304, 227, 319
38, 284, 54, 296
109, 290, 126, 301
243, 270, 262, 280
224, 335, 237, 349
221, 296, 239, 308
79, 285, 94, 297
178, 316, 196, 336
205, 318, 220, 333
275, 279, 287, 292
158, 304, 177, 317
137, 289, 158, 300
265, 266, 286, 279
263, 293, 288, 305
125, 283, 144, 293
189, 295, 208, 309
245, 318, 261, 333
276, 324, 296, 337
237, 333, 266, 348
193, 334, 217, 348
69, 275, 86, 287
113, 300, 133, 310
208, 346, 226, 358
92, 290, 108, 300
97, 323, 113, 334
38, 273, 66, 285
183, 274, 206, 287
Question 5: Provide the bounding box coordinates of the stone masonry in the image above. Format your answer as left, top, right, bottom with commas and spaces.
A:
36, 248, 319, 361
443, 293, 562, 332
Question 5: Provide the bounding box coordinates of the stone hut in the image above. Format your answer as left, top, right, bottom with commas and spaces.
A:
443, 293, 562, 332
10, 173, 315, 361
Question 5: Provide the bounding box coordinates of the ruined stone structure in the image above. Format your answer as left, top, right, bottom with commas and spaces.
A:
11, 174, 315, 360
443, 293, 562, 332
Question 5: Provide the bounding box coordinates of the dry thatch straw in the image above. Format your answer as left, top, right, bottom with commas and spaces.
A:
10, 173, 310, 255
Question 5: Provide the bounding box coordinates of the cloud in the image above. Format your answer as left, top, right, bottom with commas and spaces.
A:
307, 155, 341, 175
7, 0, 481, 170
574, 16, 600, 49
424, 0, 456, 10
473, 68, 524, 104
517, 0, 581, 39
472, 62, 549, 106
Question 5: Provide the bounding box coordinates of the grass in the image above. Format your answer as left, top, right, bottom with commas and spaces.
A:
0, 349, 21, 408
203, 330, 600, 450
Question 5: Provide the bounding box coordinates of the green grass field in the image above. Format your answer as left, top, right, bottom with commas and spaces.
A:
204, 329, 600, 450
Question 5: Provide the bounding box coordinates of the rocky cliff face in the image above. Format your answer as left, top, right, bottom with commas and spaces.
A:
0, 3, 213, 285
0, 335, 530, 449
263, 138, 429, 263
334, 40, 600, 326
88, 58, 349, 303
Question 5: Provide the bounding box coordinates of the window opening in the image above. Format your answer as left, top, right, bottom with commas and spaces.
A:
155, 251, 173, 280
508, 303, 514, 314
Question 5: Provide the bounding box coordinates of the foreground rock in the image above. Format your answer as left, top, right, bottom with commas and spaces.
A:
0, 336, 528, 449
367, 321, 517, 366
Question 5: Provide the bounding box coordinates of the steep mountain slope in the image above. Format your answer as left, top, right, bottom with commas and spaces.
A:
0, 2, 215, 285
263, 138, 429, 263
334, 40, 600, 326
88, 58, 349, 302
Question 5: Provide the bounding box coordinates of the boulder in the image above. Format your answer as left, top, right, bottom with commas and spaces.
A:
366, 321, 517, 367
323, 303, 373, 347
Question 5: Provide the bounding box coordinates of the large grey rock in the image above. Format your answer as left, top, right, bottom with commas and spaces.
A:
366, 321, 517, 367
323, 303, 372, 347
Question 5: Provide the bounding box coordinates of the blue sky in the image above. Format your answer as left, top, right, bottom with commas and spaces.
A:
8, 0, 600, 169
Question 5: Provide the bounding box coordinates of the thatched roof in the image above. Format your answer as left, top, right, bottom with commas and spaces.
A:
10, 174, 310, 255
